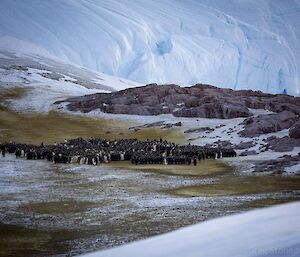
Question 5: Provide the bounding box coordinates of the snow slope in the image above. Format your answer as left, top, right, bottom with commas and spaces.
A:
0, 50, 139, 112
82, 201, 300, 257
0, 0, 299, 95
0, 39, 140, 92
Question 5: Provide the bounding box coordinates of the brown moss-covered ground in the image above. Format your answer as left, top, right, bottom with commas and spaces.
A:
0, 88, 186, 145
168, 175, 300, 196
106, 160, 232, 177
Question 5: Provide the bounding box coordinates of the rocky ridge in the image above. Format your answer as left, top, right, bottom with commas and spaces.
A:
60, 84, 300, 119
56, 84, 300, 174
239, 111, 299, 137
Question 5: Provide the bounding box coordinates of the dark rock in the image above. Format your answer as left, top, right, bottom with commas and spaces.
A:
161, 122, 182, 128
289, 121, 300, 139
265, 136, 300, 152
239, 111, 298, 137
59, 84, 300, 119
40, 72, 64, 81
239, 150, 258, 156
279, 155, 292, 158
174, 122, 182, 126
235, 141, 256, 150
266, 136, 277, 142
130, 121, 182, 130
173, 102, 252, 119
253, 155, 300, 174
143, 121, 165, 128
184, 127, 214, 133
7, 65, 28, 71
129, 121, 165, 130
216, 140, 233, 148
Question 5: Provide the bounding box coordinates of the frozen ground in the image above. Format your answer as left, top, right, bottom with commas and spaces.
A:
83, 201, 300, 257
0, 155, 299, 256
1, 0, 299, 95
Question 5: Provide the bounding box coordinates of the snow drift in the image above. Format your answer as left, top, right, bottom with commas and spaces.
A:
0, 0, 299, 95
82, 201, 300, 257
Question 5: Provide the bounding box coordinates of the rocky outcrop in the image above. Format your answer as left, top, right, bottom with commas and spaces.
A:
58, 84, 300, 119
235, 141, 256, 150
265, 136, 300, 152
129, 121, 182, 131
184, 127, 214, 133
239, 150, 258, 156
253, 155, 300, 174
173, 102, 252, 119
289, 121, 300, 139
239, 111, 299, 137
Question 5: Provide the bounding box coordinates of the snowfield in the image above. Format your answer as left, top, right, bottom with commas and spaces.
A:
0, 50, 140, 112
82, 201, 300, 257
0, 0, 299, 95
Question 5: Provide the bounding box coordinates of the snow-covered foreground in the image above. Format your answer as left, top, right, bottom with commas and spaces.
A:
82, 201, 300, 257
1, 0, 299, 95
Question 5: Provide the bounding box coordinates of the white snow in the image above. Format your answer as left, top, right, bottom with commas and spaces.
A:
0, 65, 100, 112
0, 0, 299, 95
10, 68, 103, 112
0, 45, 140, 93
82, 201, 300, 257
0, 51, 141, 112
0, 35, 54, 59
0, 52, 12, 59
285, 163, 300, 174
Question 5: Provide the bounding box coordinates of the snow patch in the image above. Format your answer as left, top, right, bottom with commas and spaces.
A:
82, 201, 300, 257
285, 163, 300, 174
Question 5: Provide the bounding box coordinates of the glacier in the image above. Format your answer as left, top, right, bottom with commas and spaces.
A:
0, 0, 299, 95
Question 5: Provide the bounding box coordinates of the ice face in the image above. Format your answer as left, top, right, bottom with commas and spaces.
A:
0, 0, 299, 95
